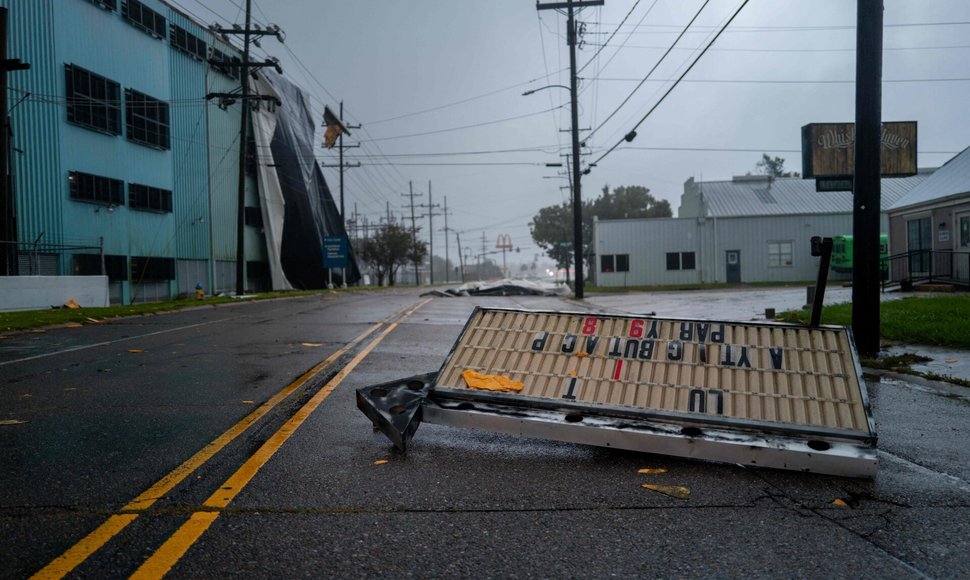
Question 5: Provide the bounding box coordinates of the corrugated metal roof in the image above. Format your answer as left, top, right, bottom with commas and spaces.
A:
699, 173, 928, 218
888, 146, 970, 211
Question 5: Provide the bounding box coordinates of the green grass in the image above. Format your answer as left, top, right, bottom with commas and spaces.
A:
780, 295, 970, 349
0, 288, 349, 333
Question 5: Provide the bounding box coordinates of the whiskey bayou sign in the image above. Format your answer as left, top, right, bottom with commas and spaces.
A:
357, 308, 879, 477
801, 121, 917, 181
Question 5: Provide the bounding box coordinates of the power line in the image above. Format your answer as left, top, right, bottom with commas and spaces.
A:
583, 0, 711, 145
360, 104, 567, 143
577, 0, 642, 74
589, 0, 750, 170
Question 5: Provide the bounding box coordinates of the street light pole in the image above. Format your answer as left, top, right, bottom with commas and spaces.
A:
533, 0, 602, 299
566, 3, 584, 299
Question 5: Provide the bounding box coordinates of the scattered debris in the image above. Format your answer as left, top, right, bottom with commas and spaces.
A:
302, 342, 323, 347
421, 279, 571, 297
0, 419, 28, 426
65, 322, 83, 329
461, 369, 524, 393
242, 400, 255, 404
638, 467, 668, 475
127, 349, 145, 354
832, 498, 850, 508
641, 484, 690, 499
64, 299, 80, 309
373, 459, 390, 466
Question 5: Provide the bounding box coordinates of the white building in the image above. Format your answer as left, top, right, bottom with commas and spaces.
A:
592, 173, 930, 288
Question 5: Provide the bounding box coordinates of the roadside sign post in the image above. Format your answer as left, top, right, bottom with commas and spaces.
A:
322, 235, 348, 289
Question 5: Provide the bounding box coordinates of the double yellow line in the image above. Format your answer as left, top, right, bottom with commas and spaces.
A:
33, 298, 431, 579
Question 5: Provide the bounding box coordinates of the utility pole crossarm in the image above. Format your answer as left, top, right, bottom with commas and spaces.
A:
535, 1, 603, 9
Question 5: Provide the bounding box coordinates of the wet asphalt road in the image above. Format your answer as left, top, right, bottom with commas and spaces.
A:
1, 287, 968, 579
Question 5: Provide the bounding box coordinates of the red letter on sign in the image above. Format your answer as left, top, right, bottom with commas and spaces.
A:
581, 317, 598, 335
629, 319, 644, 338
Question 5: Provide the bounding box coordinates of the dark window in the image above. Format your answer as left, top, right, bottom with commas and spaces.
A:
209, 47, 239, 80
616, 254, 630, 272
170, 24, 207, 61
73, 254, 127, 281
88, 0, 117, 11
125, 88, 170, 149
245, 206, 264, 227
69, 171, 124, 205
131, 256, 175, 281
129, 183, 173, 213
122, 0, 166, 38
65, 64, 121, 135
600, 255, 614, 273
667, 252, 695, 271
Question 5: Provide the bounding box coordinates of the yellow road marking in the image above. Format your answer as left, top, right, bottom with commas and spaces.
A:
31, 303, 420, 580
131, 298, 431, 579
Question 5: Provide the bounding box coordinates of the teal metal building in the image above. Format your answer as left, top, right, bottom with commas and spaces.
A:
2, 0, 268, 303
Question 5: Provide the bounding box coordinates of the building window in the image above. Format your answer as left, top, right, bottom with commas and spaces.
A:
600, 255, 614, 273
73, 254, 127, 281
245, 206, 264, 227
129, 183, 173, 213
665, 252, 695, 271
69, 171, 124, 205
170, 24, 207, 61
131, 256, 175, 281
209, 47, 239, 80
122, 0, 166, 38
125, 88, 170, 149
65, 64, 121, 136
599, 254, 629, 273
768, 241, 794, 267
88, 0, 117, 11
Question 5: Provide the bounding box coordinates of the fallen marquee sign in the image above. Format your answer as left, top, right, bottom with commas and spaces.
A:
356, 308, 878, 478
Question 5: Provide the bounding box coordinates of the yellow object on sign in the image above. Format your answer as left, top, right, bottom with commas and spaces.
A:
461, 369, 524, 393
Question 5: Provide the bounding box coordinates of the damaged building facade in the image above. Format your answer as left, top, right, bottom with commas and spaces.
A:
0, 0, 355, 308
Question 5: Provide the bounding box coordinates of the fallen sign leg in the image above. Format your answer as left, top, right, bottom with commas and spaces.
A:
355, 307, 879, 478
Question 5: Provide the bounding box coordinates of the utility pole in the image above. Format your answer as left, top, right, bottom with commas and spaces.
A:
480, 232, 488, 280
403, 181, 422, 285
536, 0, 602, 300
440, 196, 452, 283
208, 3, 284, 295
418, 180, 441, 285
456, 230, 465, 283
852, 0, 883, 357
1, 7, 30, 276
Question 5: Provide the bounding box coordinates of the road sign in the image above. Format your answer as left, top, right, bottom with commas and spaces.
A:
357, 307, 878, 477
322, 235, 348, 268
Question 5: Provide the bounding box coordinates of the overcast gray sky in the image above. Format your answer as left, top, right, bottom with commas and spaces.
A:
173, 0, 970, 268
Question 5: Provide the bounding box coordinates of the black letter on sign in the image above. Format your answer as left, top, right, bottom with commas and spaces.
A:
710, 324, 725, 343
638, 340, 655, 360
624, 339, 640, 359
531, 331, 549, 352
561, 333, 577, 354
667, 340, 683, 361
646, 320, 660, 339
736, 346, 752, 369
698, 343, 707, 364
679, 322, 694, 341
688, 388, 706, 413
697, 323, 710, 343
720, 345, 735, 366
584, 335, 600, 355
608, 337, 623, 357
769, 347, 784, 370
708, 389, 724, 414
562, 376, 579, 400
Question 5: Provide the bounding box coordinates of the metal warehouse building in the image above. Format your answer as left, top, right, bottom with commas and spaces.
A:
592, 172, 931, 288
0, 0, 354, 308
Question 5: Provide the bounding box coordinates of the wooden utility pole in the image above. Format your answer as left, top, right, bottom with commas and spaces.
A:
419, 180, 441, 284
535, 0, 603, 299
403, 182, 422, 285
209, 4, 284, 295
852, 0, 883, 356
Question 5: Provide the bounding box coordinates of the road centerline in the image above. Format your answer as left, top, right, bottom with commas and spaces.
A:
30, 301, 424, 580
129, 297, 431, 579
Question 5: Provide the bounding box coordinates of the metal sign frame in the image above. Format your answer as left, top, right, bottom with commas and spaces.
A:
357, 307, 878, 478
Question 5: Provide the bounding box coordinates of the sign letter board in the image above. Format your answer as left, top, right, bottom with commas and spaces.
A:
801, 121, 917, 180
425, 308, 878, 477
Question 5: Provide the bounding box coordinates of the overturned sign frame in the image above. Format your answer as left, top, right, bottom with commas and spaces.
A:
357, 307, 878, 478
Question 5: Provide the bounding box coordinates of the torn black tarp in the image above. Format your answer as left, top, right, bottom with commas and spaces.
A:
252, 69, 360, 289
